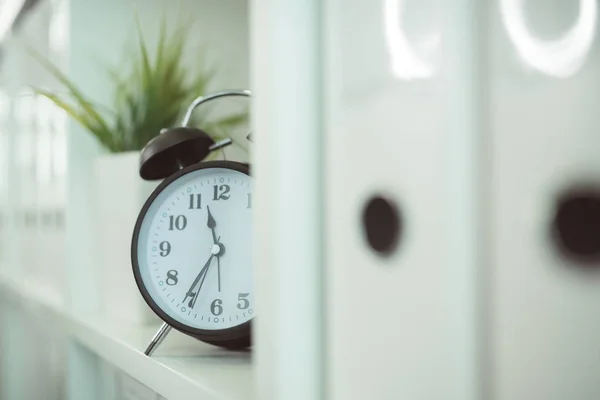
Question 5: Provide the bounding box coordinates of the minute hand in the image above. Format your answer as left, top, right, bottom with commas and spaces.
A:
183, 255, 213, 305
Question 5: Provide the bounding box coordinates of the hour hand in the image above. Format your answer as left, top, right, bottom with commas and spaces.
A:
206, 206, 218, 244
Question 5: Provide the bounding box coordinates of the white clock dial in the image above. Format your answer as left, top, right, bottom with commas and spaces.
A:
135, 167, 253, 330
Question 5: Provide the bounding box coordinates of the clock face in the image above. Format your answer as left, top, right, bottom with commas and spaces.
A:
133, 163, 253, 333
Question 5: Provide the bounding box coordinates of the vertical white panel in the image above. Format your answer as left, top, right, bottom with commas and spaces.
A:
66, 341, 103, 400
488, 1, 600, 399
251, 0, 324, 399
443, 1, 487, 399
117, 371, 160, 400
0, 304, 27, 400
323, 0, 482, 398
249, 3, 275, 399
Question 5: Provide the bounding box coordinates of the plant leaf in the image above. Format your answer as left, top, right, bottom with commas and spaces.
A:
27, 14, 237, 153
27, 48, 112, 135
134, 15, 153, 87
34, 89, 117, 151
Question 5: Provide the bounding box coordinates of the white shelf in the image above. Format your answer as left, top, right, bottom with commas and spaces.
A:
0, 271, 65, 320
68, 315, 253, 400
0, 272, 253, 400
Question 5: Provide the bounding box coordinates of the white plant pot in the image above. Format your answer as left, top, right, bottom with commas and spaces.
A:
93, 151, 160, 324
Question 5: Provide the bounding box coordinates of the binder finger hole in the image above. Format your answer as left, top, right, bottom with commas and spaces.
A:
361, 195, 402, 256
551, 187, 600, 265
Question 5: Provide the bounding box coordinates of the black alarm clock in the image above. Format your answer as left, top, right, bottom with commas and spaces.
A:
131, 90, 253, 354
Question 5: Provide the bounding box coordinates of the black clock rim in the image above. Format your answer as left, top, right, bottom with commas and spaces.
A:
131, 160, 252, 345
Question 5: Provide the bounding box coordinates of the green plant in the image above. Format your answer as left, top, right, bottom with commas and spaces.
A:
30, 18, 247, 154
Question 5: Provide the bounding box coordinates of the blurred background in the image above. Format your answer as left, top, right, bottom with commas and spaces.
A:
0, 1, 250, 399
1, 0, 600, 400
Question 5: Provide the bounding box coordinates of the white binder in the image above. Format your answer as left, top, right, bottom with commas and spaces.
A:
325, 1, 600, 399
324, 1, 481, 399
488, 1, 600, 399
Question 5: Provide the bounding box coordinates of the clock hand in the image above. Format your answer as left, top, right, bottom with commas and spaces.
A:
183, 235, 223, 307
206, 205, 218, 244
183, 254, 213, 305
190, 257, 213, 308
190, 236, 221, 308
207, 205, 222, 292
217, 256, 221, 292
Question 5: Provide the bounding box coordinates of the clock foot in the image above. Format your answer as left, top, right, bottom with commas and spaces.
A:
144, 323, 172, 356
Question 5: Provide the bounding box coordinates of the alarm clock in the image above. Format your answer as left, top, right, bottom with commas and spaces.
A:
131, 90, 253, 354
